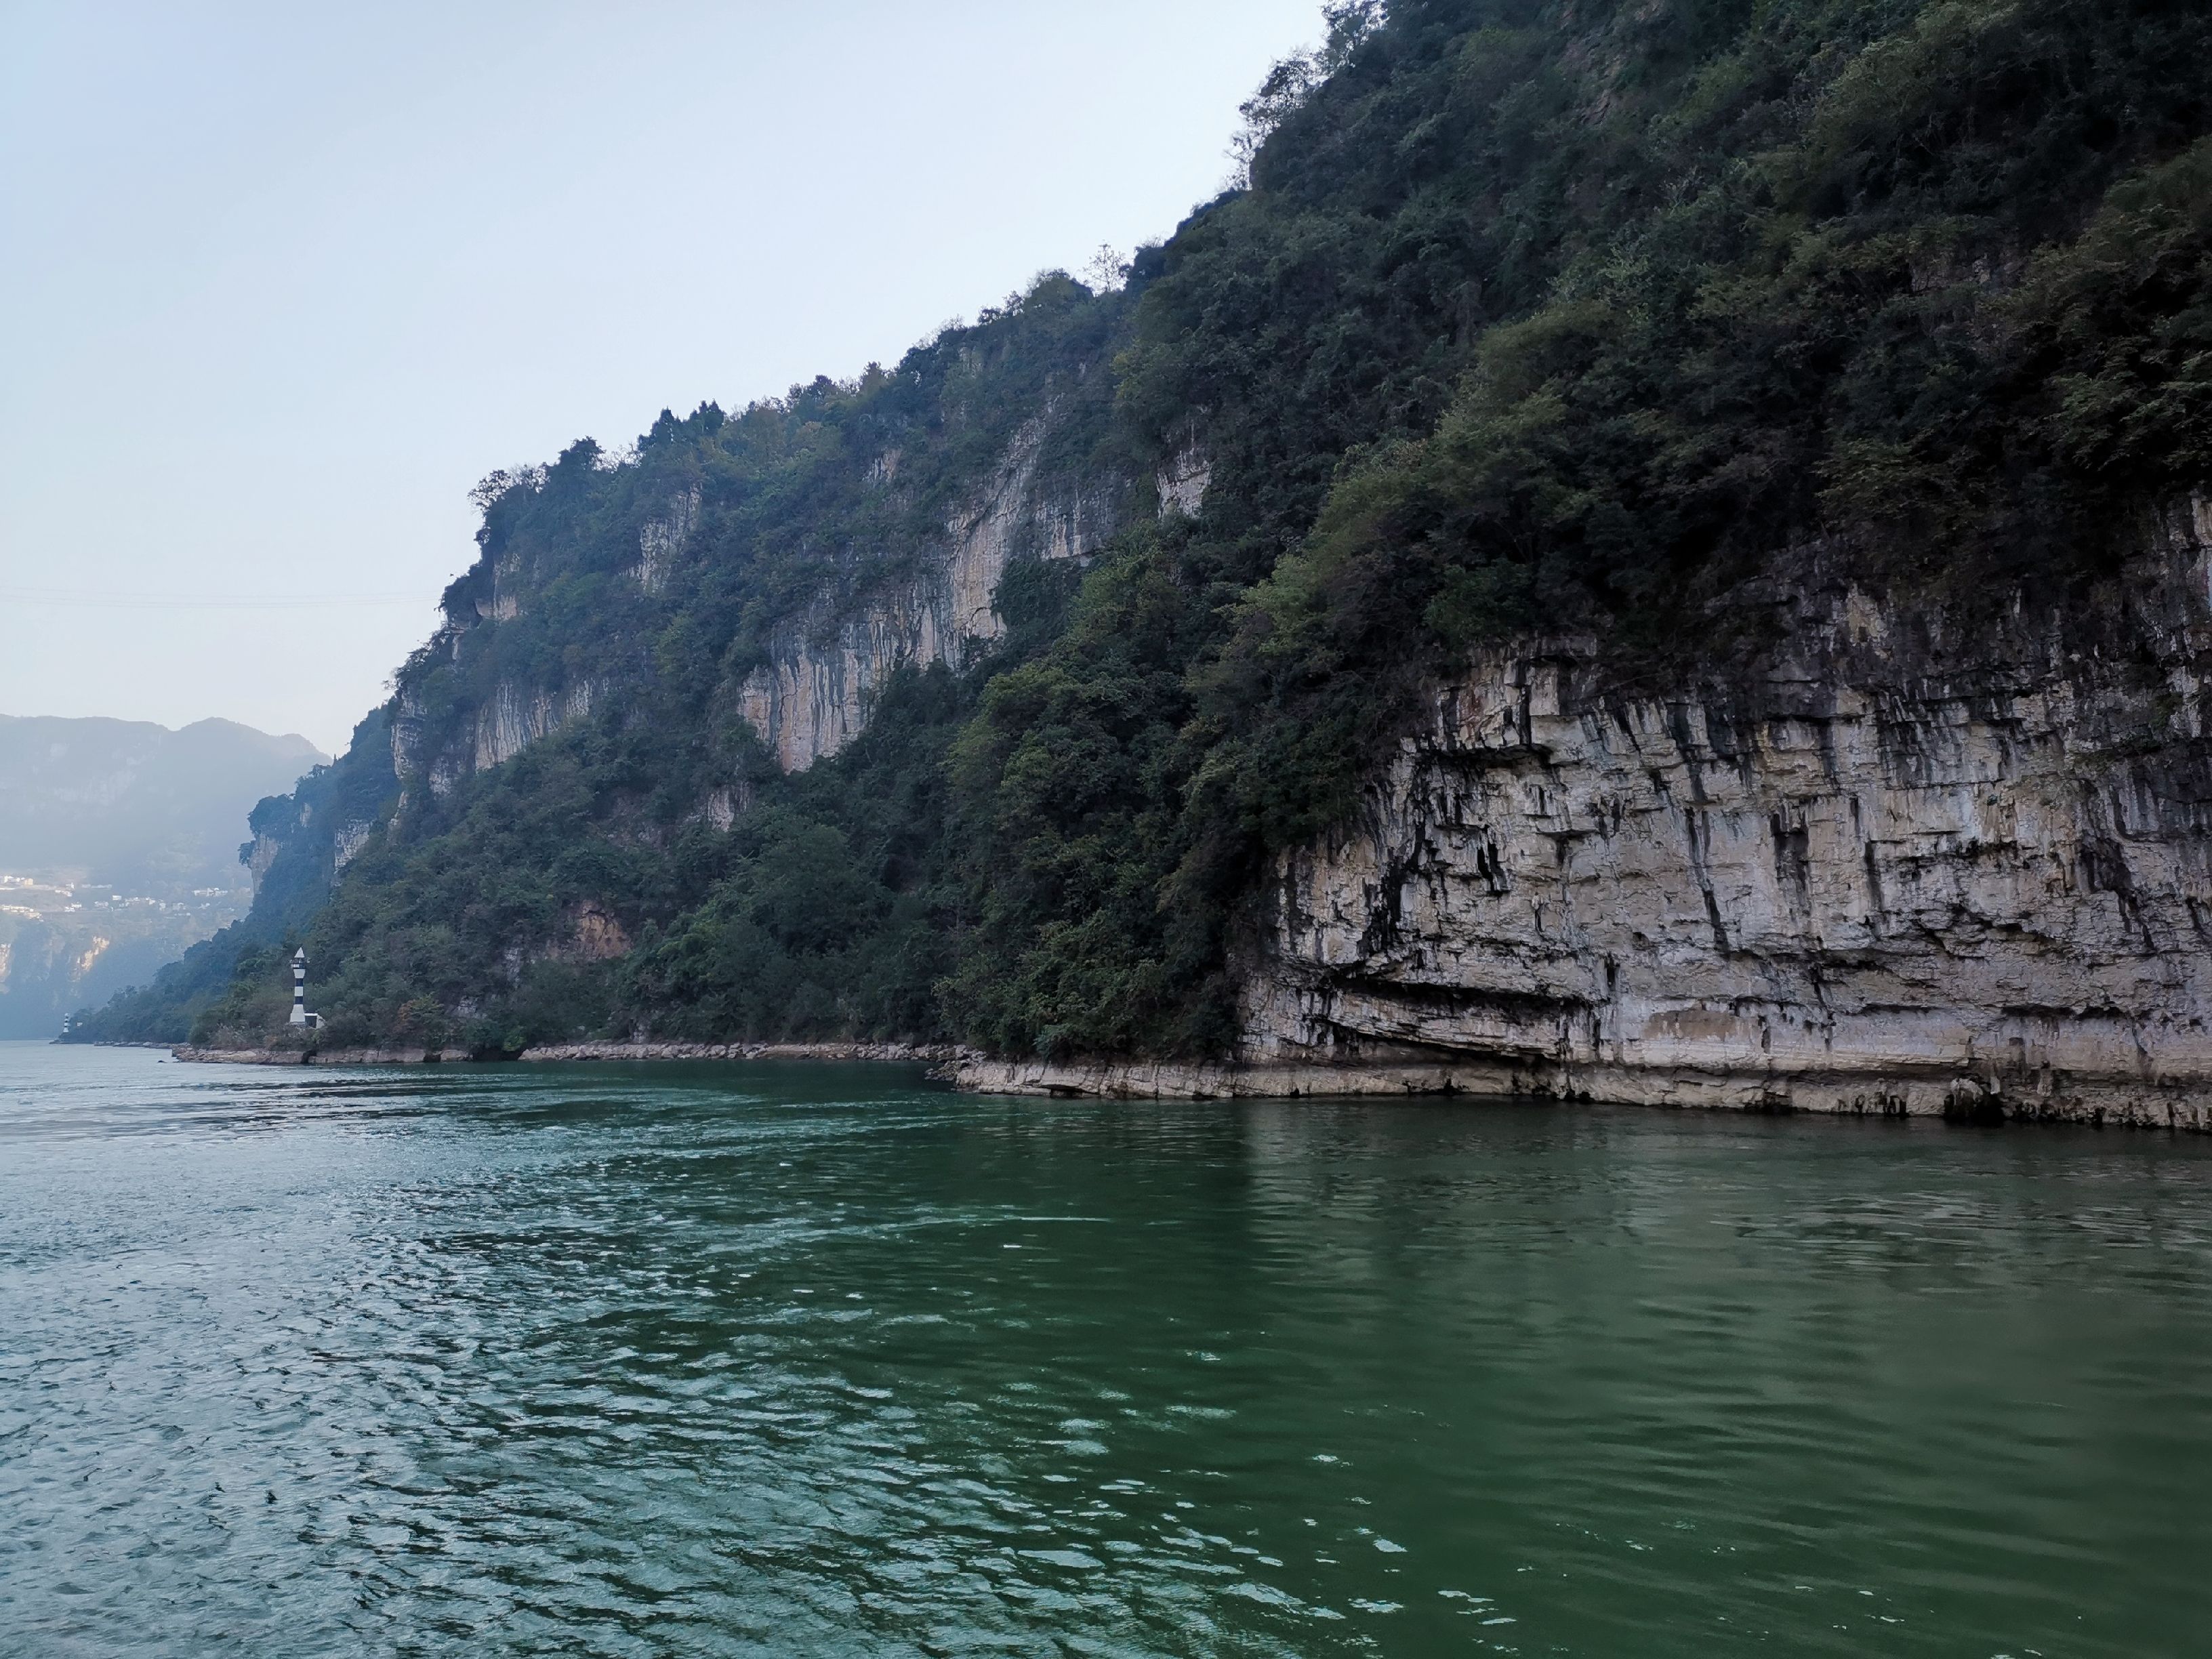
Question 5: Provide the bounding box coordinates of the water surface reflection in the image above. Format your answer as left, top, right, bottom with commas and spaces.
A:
3, 1042, 2207, 1655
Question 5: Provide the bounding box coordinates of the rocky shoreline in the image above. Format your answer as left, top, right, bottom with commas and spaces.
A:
515, 1040, 970, 1065
161, 1041, 2208, 1127
171, 1046, 432, 1067
168, 1040, 970, 1068
950, 1057, 2212, 1129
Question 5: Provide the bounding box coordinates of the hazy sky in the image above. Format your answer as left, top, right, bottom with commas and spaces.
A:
1, 1, 1326, 752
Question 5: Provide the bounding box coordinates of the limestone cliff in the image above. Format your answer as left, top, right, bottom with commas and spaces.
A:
965, 500, 2212, 1127
392, 416, 1128, 785
739, 415, 1122, 771
387, 665, 598, 801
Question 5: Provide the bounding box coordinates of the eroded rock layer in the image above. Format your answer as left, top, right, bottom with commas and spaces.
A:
965, 502, 2212, 1125
1235, 503, 2212, 1124
739, 416, 1122, 771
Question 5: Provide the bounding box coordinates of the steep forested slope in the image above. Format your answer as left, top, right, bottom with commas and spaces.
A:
76, 0, 2212, 1063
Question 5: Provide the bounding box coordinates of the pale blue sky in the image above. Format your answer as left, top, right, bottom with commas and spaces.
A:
0, 1, 1326, 751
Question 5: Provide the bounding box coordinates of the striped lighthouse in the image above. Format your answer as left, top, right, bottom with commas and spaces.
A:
289, 947, 311, 1027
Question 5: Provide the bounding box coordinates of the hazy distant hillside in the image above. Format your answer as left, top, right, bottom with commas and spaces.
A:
0, 714, 323, 1038
0, 715, 323, 892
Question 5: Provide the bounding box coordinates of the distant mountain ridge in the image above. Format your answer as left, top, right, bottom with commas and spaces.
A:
0, 714, 323, 1037
0, 714, 323, 889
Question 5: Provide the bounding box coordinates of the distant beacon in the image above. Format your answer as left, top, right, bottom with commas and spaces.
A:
289, 947, 321, 1029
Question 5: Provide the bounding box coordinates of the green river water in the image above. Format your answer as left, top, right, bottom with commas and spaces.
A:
2, 1040, 2209, 1656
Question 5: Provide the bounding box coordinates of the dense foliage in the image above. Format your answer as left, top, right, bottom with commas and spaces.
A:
76, 0, 2212, 1059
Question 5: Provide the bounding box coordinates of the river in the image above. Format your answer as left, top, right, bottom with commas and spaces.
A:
3, 1041, 2208, 1655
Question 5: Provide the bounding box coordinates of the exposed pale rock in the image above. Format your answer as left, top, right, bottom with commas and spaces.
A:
465, 680, 599, 783
1155, 441, 1210, 518
700, 785, 744, 832
331, 821, 373, 871
485, 554, 523, 621
245, 832, 284, 895
635, 486, 700, 594
739, 415, 1119, 771
245, 798, 317, 896
963, 499, 2212, 1127
1242, 506, 2212, 1122
558, 901, 632, 963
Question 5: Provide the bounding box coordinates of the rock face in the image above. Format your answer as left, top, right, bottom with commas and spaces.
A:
388, 676, 599, 802
1244, 504, 2212, 1125
245, 824, 290, 895
1155, 441, 1211, 519
634, 487, 699, 596
331, 821, 373, 872
388, 422, 1128, 790
466, 680, 600, 781
966, 501, 2212, 1127
739, 417, 1120, 771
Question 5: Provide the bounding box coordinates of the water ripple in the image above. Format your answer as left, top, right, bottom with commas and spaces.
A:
3, 1044, 2211, 1655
